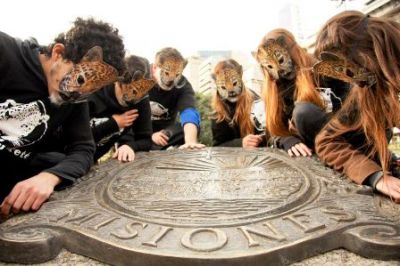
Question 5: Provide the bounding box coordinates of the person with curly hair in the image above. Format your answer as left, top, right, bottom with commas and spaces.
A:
314, 11, 400, 202
0, 18, 125, 215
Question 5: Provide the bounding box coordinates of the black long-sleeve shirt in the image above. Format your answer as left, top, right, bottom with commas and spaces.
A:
0, 31, 94, 184
88, 84, 152, 161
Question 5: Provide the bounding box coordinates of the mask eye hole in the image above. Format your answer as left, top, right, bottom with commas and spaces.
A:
221, 86, 226, 90
77, 75, 85, 85
267, 65, 273, 69
278, 57, 284, 64
346, 69, 354, 78
232, 81, 238, 87
164, 71, 169, 77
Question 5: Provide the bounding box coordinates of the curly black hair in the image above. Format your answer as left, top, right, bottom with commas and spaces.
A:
41, 18, 126, 74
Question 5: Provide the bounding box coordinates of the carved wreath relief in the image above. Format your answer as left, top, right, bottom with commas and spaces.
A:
0, 148, 399, 265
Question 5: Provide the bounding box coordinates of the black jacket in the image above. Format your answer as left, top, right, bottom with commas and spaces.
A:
0, 31, 94, 184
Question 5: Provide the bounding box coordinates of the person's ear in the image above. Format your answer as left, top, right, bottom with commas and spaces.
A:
151, 64, 157, 75
51, 43, 66, 60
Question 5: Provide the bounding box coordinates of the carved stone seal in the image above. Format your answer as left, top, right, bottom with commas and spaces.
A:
1, 148, 399, 265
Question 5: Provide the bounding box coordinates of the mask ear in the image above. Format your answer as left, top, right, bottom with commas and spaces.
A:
320, 51, 340, 62
238, 65, 243, 77
132, 70, 144, 81
182, 59, 188, 69
118, 71, 132, 83
80, 46, 104, 62
251, 51, 257, 59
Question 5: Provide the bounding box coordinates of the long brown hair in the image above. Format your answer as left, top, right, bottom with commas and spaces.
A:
211, 60, 254, 137
314, 10, 400, 174
256, 29, 324, 137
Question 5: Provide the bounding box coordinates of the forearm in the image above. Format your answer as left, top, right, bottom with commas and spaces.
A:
270, 136, 301, 151
45, 141, 95, 186
315, 128, 382, 184
184, 123, 199, 144
51, 103, 95, 186
38, 172, 62, 187
91, 117, 119, 142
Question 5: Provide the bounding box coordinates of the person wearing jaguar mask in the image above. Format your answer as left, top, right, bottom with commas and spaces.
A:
88, 55, 154, 162
210, 59, 266, 148
0, 18, 125, 215
149, 47, 204, 150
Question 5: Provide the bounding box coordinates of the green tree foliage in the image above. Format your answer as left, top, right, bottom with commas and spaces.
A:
195, 92, 213, 146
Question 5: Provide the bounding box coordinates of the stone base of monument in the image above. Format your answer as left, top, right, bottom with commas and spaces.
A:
0, 148, 399, 265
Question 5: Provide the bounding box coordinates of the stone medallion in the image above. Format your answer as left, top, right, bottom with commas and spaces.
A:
0, 148, 399, 265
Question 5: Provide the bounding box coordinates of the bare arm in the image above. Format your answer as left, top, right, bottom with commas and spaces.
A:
179, 123, 205, 149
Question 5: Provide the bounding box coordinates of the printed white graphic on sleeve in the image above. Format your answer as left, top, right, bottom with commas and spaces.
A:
90, 117, 122, 146
0, 99, 49, 148
150, 101, 170, 120
90, 117, 110, 127
251, 99, 266, 133
318, 87, 342, 113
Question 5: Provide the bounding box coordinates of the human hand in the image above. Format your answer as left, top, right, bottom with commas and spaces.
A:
179, 142, 206, 150
152, 131, 169, 146
112, 144, 135, 162
287, 142, 312, 157
376, 175, 400, 203
1, 172, 60, 216
242, 134, 263, 148
112, 109, 138, 129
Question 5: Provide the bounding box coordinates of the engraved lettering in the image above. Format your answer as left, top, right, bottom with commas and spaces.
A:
238, 222, 286, 247
322, 206, 356, 222
111, 222, 148, 240
181, 228, 228, 252
49, 209, 74, 223
91, 217, 120, 231
142, 226, 172, 247
65, 212, 101, 226
283, 213, 326, 233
